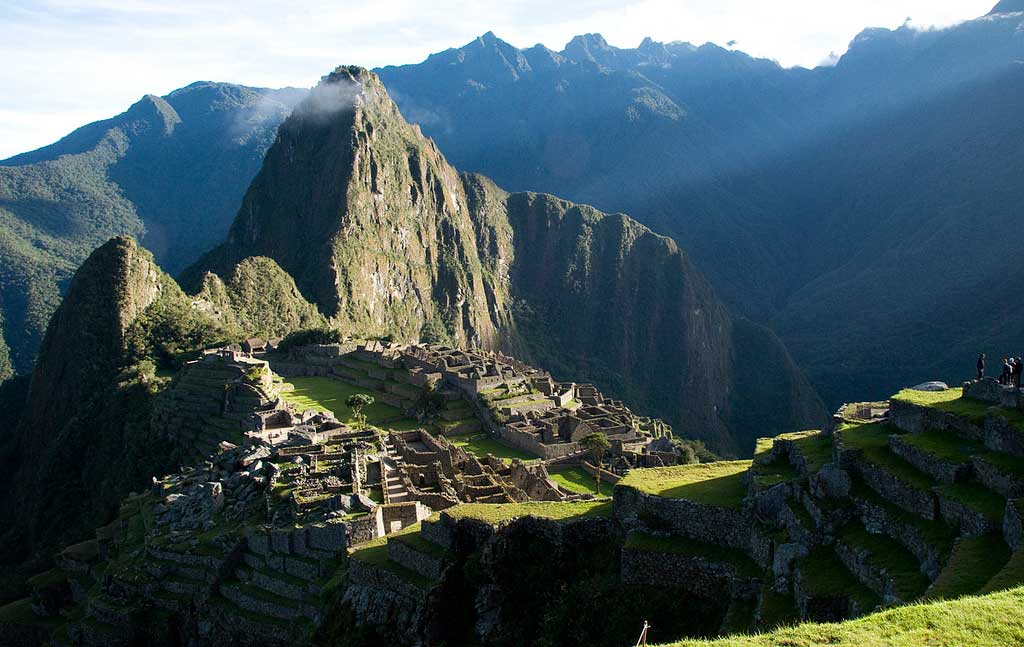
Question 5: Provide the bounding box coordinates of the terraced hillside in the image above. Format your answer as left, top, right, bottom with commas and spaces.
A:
6, 379, 1024, 646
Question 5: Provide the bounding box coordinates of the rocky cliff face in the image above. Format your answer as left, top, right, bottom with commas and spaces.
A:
191, 67, 825, 454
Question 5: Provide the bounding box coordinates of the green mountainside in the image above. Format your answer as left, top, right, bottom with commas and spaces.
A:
189, 66, 825, 455
0, 83, 304, 378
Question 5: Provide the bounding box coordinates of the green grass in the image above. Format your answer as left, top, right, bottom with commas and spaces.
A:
618, 461, 751, 509
892, 388, 966, 408
790, 431, 833, 475
925, 535, 1011, 600
658, 586, 1024, 647
935, 483, 1006, 522
548, 466, 605, 496
839, 524, 930, 600
897, 431, 982, 464
751, 459, 801, 487
838, 423, 936, 491
444, 501, 611, 524
756, 586, 799, 630
447, 433, 536, 461
980, 549, 1024, 594
279, 376, 417, 430
795, 547, 880, 611
624, 532, 761, 577
391, 530, 449, 559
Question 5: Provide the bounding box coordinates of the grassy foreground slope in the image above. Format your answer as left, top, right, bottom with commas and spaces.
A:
659, 586, 1024, 647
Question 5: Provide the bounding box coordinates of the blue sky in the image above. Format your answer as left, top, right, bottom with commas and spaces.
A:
0, 0, 997, 159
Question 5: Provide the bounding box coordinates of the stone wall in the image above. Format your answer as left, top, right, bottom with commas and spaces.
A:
889, 435, 971, 484
613, 486, 754, 557
888, 398, 983, 440
620, 545, 760, 600
497, 425, 574, 459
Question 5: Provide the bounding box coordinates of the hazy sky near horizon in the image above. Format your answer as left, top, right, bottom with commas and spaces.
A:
0, 0, 997, 159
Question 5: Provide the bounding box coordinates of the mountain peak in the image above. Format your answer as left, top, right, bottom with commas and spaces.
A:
125, 93, 181, 135
989, 0, 1024, 13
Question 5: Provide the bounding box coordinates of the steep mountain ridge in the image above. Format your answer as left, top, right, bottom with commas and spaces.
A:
0, 237, 198, 568
189, 67, 504, 350
375, 8, 1024, 405
191, 66, 825, 454
0, 82, 305, 378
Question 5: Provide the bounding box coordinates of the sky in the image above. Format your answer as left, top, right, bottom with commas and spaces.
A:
0, 0, 998, 160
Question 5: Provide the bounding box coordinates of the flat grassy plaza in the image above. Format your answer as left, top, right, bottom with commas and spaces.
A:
279, 376, 420, 431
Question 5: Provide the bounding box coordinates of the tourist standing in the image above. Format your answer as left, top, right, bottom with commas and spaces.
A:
978, 354, 986, 380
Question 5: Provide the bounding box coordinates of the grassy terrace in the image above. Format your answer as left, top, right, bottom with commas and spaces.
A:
625, 532, 761, 577
935, 483, 1006, 522
896, 430, 982, 464
925, 535, 1012, 600
443, 500, 611, 525
618, 461, 751, 509
549, 466, 605, 496
893, 387, 1024, 431
447, 432, 536, 461
796, 547, 880, 611
279, 376, 421, 430
849, 481, 956, 555
348, 522, 444, 590
789, 431, 833, 475
838, 423, 935, 491
981, 549, 1024, 594
658, 586, 1024, 647
839, 525, 930, 600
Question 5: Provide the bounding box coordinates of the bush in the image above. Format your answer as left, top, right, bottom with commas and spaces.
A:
277, 327, 344, 352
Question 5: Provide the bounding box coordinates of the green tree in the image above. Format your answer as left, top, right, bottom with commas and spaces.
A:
346, 393, 375, 429
579, 432, 611, 495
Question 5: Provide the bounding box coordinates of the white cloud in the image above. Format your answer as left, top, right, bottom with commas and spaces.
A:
0, 0, 998, 159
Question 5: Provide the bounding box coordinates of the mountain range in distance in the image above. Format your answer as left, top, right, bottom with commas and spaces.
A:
1, 0, 1022, 439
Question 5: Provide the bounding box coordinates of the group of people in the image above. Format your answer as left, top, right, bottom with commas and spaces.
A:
977, 353, 1024, 387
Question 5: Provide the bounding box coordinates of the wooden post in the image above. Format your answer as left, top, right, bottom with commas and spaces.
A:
635, 620, 650, 646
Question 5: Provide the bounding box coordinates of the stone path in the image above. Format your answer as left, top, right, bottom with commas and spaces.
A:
383, 438, 410, 503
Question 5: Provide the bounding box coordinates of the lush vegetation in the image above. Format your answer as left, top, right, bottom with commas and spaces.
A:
618, 461, 751, 509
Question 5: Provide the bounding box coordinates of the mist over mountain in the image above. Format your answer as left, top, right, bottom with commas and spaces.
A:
0, 83, 305, 377
375, 7, 1024, 405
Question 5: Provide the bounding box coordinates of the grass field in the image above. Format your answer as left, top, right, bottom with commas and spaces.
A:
618, 461, 751, 509
279, 376, 420, 430
549, 466, 605, 496
444, 501, 611, 524
925, 535, 1012, 600
447, 433, 537, 461
659, 586, 1024, 647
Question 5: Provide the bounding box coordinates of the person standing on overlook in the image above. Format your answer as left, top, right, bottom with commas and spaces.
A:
978, 354, 986, 380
